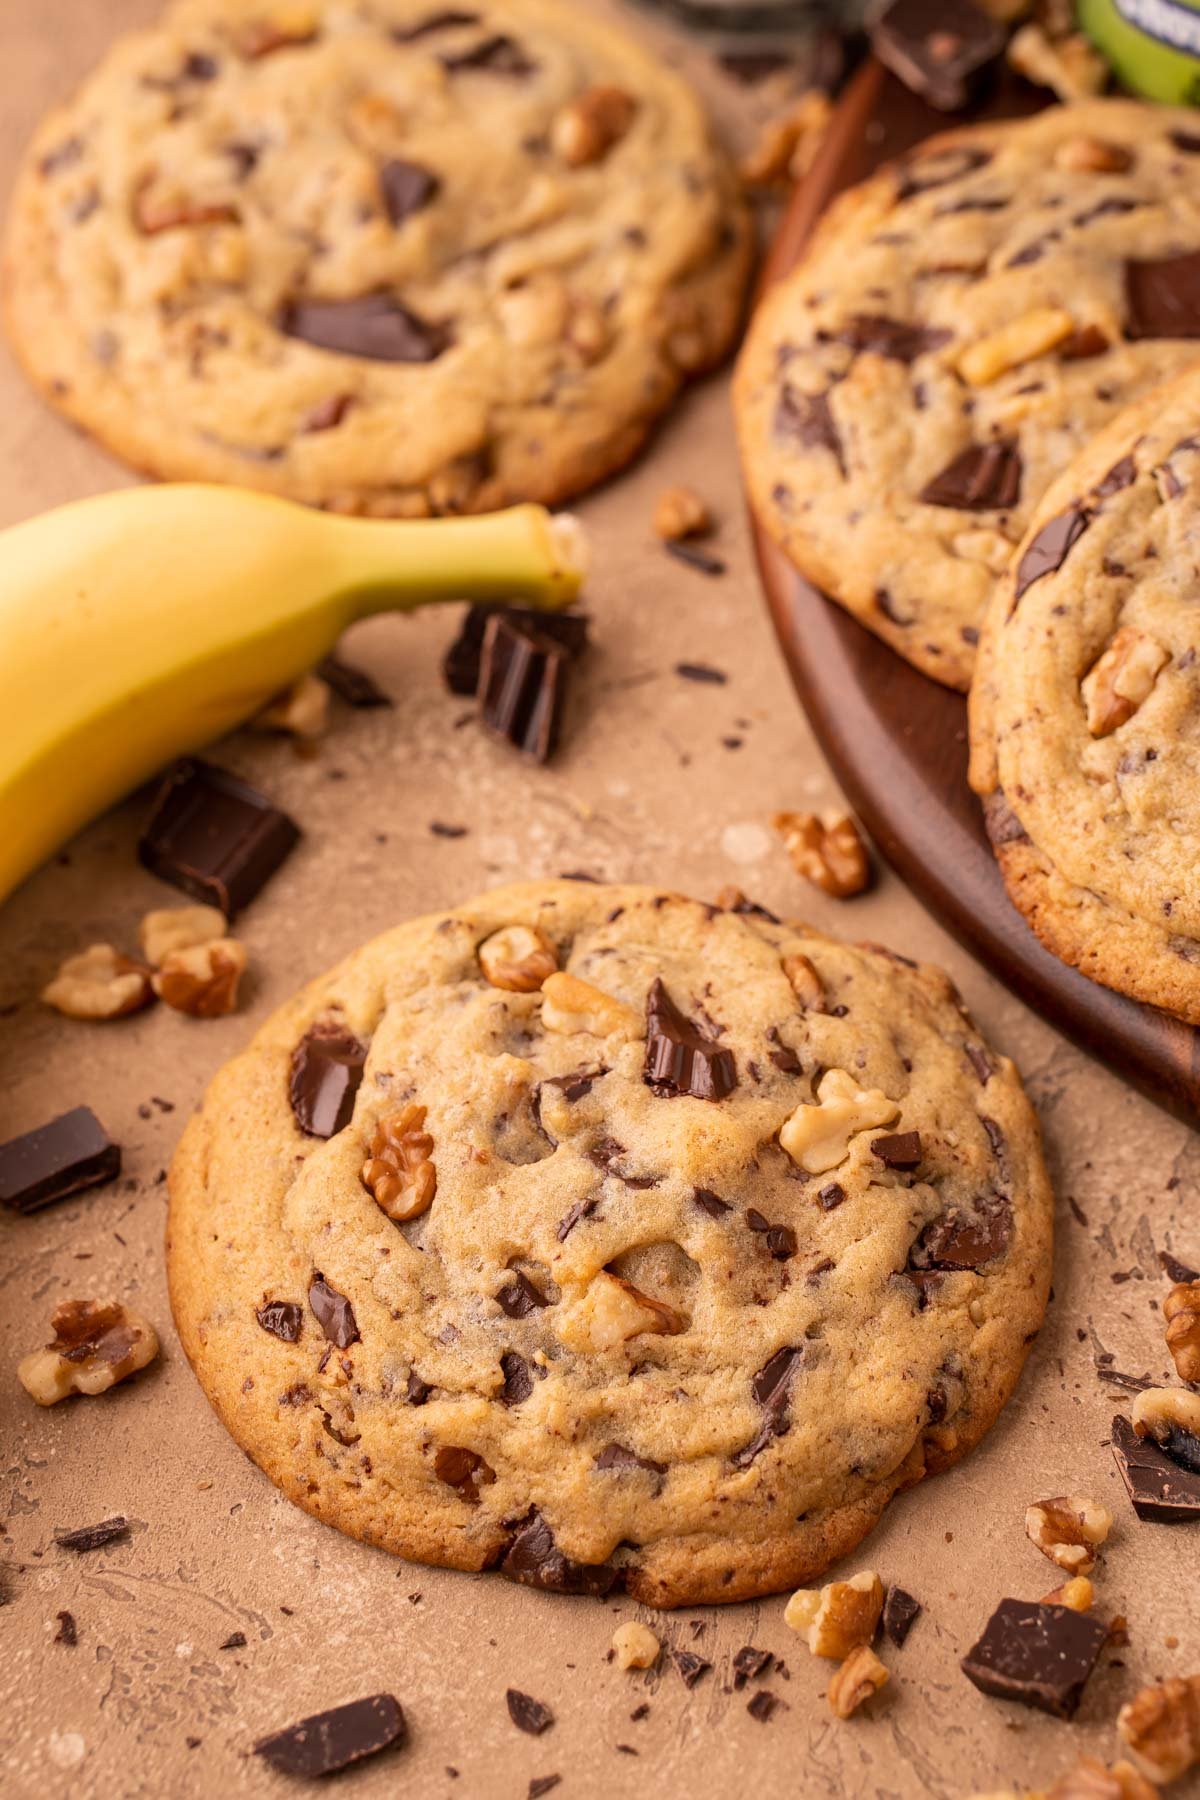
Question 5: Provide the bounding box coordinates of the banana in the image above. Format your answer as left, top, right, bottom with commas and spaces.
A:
0, 483, 586, 905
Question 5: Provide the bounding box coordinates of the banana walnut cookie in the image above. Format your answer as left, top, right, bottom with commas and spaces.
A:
970, 367, 1200, 1026
167, 881, 1053, 1606
735, 101, 1200, 689
3, 0, 750, 515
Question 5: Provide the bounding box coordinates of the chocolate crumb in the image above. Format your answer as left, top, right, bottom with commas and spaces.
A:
747, 1690, 781, 1723
54, 1610, 77, 1645
54, 1517, 129, 1553
882, 1586, 922, 1647
732, 1645, 773, 1688
664, 540, 726, 577
674, 661, 728, 685
220, 1631, 247, 1650
507, 1689, 554, 1736
673, 1649, 712, 1689
528, 1779, 561, 1799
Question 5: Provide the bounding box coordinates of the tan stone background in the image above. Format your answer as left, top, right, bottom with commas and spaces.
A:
1, 4, 1197, 1797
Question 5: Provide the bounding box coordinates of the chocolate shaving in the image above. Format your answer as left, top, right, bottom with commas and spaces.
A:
674, 661, 727, 685
308, 1273, 360, 1348
594, 1443, 666, 1476
556, 1196, 598, 1242
0, 1107, 120, 1215
55, 1610, 78, 1645
643, 978, 736, 1101
253, 1695, 406, 1778
664, 540, 726, 577
54, 1518, 129, 1553
732, 1646, 773, 1688
693, 1187, 732, 1218
919, 440, 1021, 511
1161, 1250, 1200, 1284
734, 1347, 805, 1467
289, 1022, 366, 1138
1094, 455, 1137, 501
500, 1511, 619, 1597
528, 1780, 561, 1800
280, 293, 450, 363
507, 1690, 553, 1737
256, 1300, 303, 1343
139, 758, 299, 917
220, 1632, 247, 1650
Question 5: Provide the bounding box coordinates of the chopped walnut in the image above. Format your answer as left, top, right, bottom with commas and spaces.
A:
154, 938, 247, 1017
557, 1272, 683, 1353
739, 91, 833, 187
551, 85, 637, 167
654, 485, 712, 543
1164, 1281, 1200, 1382
1054, 136, 1133, 174
139, 904, 227, 967
362, 1104, 436, 1222
612, 1621, 661, 1671
1117, 1674, 1200, 1784
1040, 1576, 1095, 1612
1025, 1495, 1112, 1574
542, 972, 641, 1040
236, 8, 318, 58
567, 296, 612, 365
773, 811, 870, 899
1082, 628, 1169, 737
1045, 1758, 1161, 1800
18, 1300, 159, 1406
957, 308, 1076, 386
253, 671, 331, 739
1008, 24, 1107, 101
785, 1571, 884, 1660
478, 925, 558, 993
1131, 1384, 1200, 1445
779, 1069, 899, 1174
42, 945, 153, 1021
781, 951, 825, 1011
827, 1644, 889, 1719
134, 183, 239, 234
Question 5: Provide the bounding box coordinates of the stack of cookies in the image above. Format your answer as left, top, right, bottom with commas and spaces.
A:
736, 100, 1200, 1024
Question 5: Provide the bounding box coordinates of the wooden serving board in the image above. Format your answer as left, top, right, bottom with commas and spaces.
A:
748, 56, 1200, 1123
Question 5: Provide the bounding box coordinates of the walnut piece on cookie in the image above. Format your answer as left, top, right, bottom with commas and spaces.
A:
18, 1300, 159, 1405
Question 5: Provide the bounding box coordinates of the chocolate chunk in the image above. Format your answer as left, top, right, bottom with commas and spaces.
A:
746, 1691, 780, 1723
280, 293, 450, 363
882, 1587, 922, 1647
434, 1446, 493, 1498
507, 1690, 553, 1736
528, 1780, 561, 1800
732, 1646, 773, 1688
556, 1196, 597, 1242
818, 1182, 846, 1211
289, 1023, 366, 1138
54, 1517, 129, 1553
498, 1272, 549, 1319
393, 10, 479, 40
673, 1650, 711, 1689
443, 604, 588, 697
919, 440, 1020, 511
1142, 1416, 1200, 1475
500, 1352, 534, 1407
256, 1301, 303, 1343
1111, 1414, 1200, 1521
379, 159, 439, 226
139, 758, 299, 917
594, 1443, 666, 1476
911, 1194, 1011, 1270
1126, 250, 1200, 338
1161, 1250, 1200, 1284
405, 1369, 432, 1405
872, 1131, 923, 1170
1094, 455, 1137, 501
773, 386, 845, 475
1074, 197, 1141, 229
55, 1610, 77, 1645
308, 1273, 360, 1348
220, 1631, 247, 1650
1013, 507, 1089, 602
735, 1347, 805, 1467
747, 1211, 797, 1259
478, 613, 566, 763
1171, 129, 1200, 153
896, 145, 991, 200
693, 1187, 732, 1218
253, 1695, 406, 1778
317, 656, 392, 708
500, 1511, 619, 1597
0, 1107, 120, 1215
674, 661, 727, 685
644, 979, 736, 1101
442, 34, 534, 75
966, 1044, 992, 1084
587, 1137, 657, 1189
984, 792, 1030, 848
663, 541, 726, 577
872, 0, 1004, 111
960, 1598, 1108, 1719
829, 316, 952, 363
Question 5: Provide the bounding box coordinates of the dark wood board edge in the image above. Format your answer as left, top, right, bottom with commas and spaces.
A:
746, 58, 1200, 1124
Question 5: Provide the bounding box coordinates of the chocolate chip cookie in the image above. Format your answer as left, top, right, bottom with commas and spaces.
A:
970, 367, 1200, 1025
735, 101, 1200, 689
4, 0, 750, 515
167, 881, 1053, 1606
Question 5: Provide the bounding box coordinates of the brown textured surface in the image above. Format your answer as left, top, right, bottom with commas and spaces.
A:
1, 7, 1198, 1798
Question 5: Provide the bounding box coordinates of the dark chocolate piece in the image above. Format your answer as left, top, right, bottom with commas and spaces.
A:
663, 540, 726, 577
500, 1511, 619, 1597
393, 10, 479, 41
1161, 1250, 1200, 1284
220, 1631, 247, 1650
746, 1691, 780, 1723
896, 145, 991, 200
308, 1273, 360, 1348
379, 159, 439, 226
434, 1446, 493, 1498
882, 1586, 922, 1647
441, 34, 534, 75
829, 315, 952, 363
1094, 455, 1137, 501
919, 440, 1021, 510
253, 1694, 406, 1778
818, 1182, 846, 1211
139, 758, 299, 916
256, 1300, 303, 1343
594, 1443, 666, 1476
960, 1598, 1108, 1719
674, 661, 727, 685
280, 293, 450, 363
500, 1352, 534, 1407
732, 1646, 773, 1688
0, 1107, 120, 1215
693, 1187, 732, 1218
556, 1196, 597, 1242
910, 1194, 1011, 1271
1126, 249, 1200, 340
1142, 1417, 1200, 1475
1111, 1414, 1200, 1520
673, 1650, 711, 1689
442, 604, 588, 697
872, 1131, 923, 1170
497, 1272, 549, 1318
55, 1610, 77, 1645
54, 1517, 129, 1553
644, 978, 736, 1101
734, 1347, 805, 1467
289, 1023, 366, 1138
507, 1690, 553, 1737
1013, 507, 1090, 602
528, 1779, 561, 1800
406, 1370, 432, 1405
478, 613, 566, 763
317, 656, 392, 708
773, 386, 845, 474
872, 0, 1004, 111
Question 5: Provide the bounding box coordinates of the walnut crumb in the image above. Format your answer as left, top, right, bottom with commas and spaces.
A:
612, 1622, 660, 1671
653, 486, 712, 543
826, 1644, 888, 1719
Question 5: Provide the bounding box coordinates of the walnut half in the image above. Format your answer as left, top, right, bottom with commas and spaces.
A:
362, 1105, 437, 1223
785, 1571, 884, 1659
42, 945, 153, 1021
1082, 627, 1169, 737
827, 1644, 889, 1719
1025, 1494, 1112, 1574
1117, 1674, 1200, 1784
774, 811, 870, 899
18, 1300, 159, 1406
1164, 1280, 1200, 1383
478, 925, 558, 993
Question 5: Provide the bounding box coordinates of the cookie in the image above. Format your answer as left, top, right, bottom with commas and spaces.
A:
4, 0, 750, 516
735, 101, 1200, 690
167, 880, 1053, 1607
969, 367, 1200, 1025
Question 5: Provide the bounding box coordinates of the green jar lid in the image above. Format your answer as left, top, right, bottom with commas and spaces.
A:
1078, 0, 1200, 103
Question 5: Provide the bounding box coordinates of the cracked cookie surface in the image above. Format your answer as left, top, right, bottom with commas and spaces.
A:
4, 0, 750, 515
168, 881, 1053, 1606
970, 367, 1200, 1025
735, 101, 1200, 690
